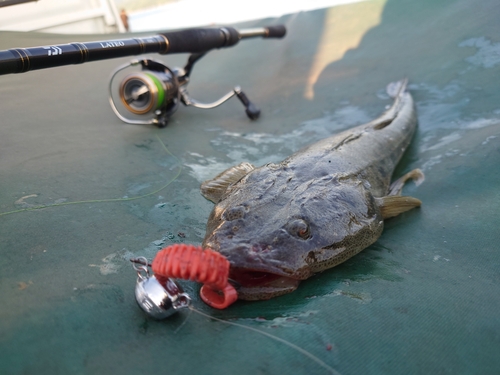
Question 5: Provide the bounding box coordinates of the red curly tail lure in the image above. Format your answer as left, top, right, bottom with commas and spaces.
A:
152, 244, 238, 309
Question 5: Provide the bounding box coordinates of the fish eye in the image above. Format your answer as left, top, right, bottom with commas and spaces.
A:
287, 219, 311, 240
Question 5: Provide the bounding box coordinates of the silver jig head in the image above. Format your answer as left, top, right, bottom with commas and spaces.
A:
131, 257, 191, 319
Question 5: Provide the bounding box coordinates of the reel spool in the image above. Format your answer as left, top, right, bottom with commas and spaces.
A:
119, 73, 173, 115
109, 55, 261, 128
109, 59, 180, 127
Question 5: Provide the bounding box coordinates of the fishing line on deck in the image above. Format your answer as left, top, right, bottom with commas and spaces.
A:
188, 306, 342, 375
0, 135, 181, 217
133, 252, 339, 374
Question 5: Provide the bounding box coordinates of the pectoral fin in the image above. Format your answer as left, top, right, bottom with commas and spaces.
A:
377, 168, 424, 219
376, 196, 422, 219
201, 162, 255, 203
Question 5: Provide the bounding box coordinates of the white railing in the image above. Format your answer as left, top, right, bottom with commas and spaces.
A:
0, 0, 125, 34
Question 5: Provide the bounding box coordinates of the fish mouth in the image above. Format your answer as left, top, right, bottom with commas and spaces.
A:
229, 267, 301, 301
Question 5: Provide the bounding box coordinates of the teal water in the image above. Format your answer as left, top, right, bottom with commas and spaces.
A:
0, 0, 499, 374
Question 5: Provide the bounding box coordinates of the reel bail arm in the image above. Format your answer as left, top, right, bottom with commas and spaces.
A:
176, 52, 260, 120
179, 85, 260, 120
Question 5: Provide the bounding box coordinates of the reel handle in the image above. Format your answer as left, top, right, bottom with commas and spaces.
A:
235, 88, 260, 120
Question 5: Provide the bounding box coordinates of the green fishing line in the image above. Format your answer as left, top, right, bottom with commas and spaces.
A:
0, 135, 181, 217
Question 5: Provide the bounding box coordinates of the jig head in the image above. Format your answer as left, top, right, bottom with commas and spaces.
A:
131, 256, 191, 319
130, 245, 238, 319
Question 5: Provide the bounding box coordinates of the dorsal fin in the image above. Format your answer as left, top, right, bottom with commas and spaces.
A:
201, 162, 255, 203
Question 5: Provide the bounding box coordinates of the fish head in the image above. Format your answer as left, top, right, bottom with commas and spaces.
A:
202, 167, 383, 300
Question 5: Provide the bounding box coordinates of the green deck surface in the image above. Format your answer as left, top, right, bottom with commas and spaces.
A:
1, 0, 499, 374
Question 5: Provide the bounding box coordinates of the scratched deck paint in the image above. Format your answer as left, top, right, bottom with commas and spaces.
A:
0, 0, 499, 374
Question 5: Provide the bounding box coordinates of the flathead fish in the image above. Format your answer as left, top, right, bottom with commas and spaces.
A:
201, 80, 424, 300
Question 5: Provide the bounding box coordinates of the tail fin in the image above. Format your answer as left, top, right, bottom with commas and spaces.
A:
386, 78, 408, 99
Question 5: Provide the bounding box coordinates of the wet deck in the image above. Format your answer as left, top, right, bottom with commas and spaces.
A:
1, 0, 499, 374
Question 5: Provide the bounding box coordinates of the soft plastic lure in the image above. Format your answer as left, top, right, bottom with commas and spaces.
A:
152, 244, 238, 309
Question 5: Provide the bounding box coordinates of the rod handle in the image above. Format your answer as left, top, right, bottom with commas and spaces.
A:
264, 25, 286, 38
160, 27, 240, 54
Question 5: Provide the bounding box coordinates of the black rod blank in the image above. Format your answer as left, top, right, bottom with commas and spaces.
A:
0, 25, 286, 76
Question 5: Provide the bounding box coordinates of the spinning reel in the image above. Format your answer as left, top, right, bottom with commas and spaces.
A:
109, 53, 260, 128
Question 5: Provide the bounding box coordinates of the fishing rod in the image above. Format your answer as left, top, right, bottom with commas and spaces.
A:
0, 25, 286, 126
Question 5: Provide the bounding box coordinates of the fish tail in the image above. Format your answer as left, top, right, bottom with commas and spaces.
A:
386, 78, 408, 98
